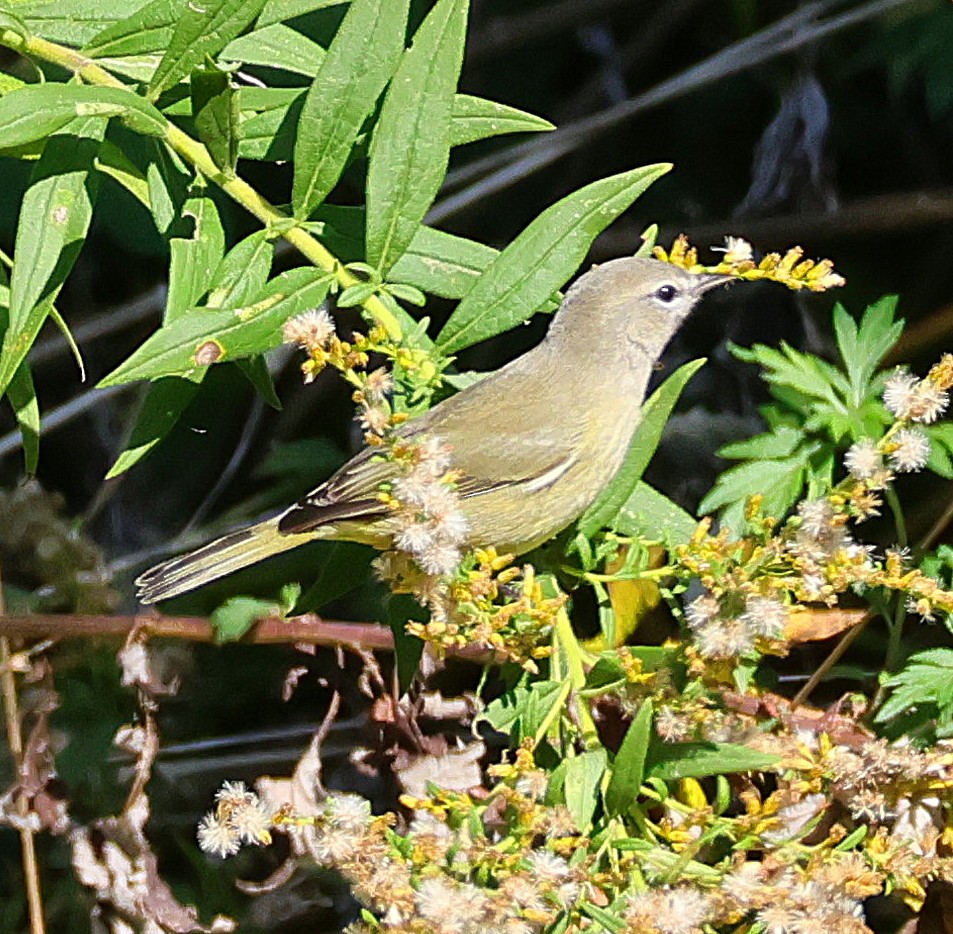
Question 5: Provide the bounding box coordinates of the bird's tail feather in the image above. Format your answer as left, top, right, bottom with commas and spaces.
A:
135, 520, 318, 604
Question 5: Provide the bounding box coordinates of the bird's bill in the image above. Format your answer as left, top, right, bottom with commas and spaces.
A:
694, 272, 733, 294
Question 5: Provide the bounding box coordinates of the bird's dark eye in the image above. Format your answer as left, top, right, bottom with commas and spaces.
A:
655, 283, 679, 303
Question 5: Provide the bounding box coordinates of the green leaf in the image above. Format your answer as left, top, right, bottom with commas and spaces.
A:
95, 139, 151, 209
611, 481, 697, 545
0, 9, 30, 38
236, 355, 281, 408
165, 180, 226, 320
191, 62, 239, 173
386, 593, 426, 692
145, 144, 191, 236
698, 453, 812, 521
389, 225, 497, 298
365, 0, 468, 273
718, 425, 803, 460
7, 359, 40, 475
0, 84, 165, 147
0, 118, 104, 400
563, 749, 607, 832
220, 22, 326, 75
106, 376, 201, 477
84, 0, 184, 57
257, 0, 346, 27
206, 229, 274, 307
436, 164, 670, 353
99, 267, 332, 385
148, 0, 268, 98
236, 89, 305, 161
647, 742, 778, 781
834, 296, 903, 404
876, 648, 953, 724
291, 0, 409, 218
604, 699, 653, 817
578, 359, 705, 537
14, 0, 135, 46
480, 680, 562, 741
449, 93, 554, 147
211, 593, 279, 642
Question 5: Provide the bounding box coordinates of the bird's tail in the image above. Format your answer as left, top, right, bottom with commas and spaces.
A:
135, 519, 320, 604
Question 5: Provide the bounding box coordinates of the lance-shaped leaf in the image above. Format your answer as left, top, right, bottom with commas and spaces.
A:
220, 23, 326, 76
148, 0, 268, 99
292, 0, 409, 219
0, 118, 105, 399
257, 0, 346, 27
449, 93, 553, 147
604, 699, 653, 817
84, 0, 186, 57
436, 164, 671, 353
365, 0, 468, 274
99, 267, 332, 385
14, 0, 136, 46
577, 359, 706, 537
0, 84, 165, 148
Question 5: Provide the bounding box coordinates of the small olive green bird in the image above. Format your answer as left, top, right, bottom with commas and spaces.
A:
135, 258, 726, 603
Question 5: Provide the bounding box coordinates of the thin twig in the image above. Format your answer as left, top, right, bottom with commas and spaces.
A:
0, 573, 46, 934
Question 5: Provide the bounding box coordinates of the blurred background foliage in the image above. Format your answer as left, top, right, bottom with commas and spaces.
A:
4, 0, 953, 930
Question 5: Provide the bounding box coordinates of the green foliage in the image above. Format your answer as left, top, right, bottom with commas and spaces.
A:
701, 296, 904, 528
877, 648, 953, 736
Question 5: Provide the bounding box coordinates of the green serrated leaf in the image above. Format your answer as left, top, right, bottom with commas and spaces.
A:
0, 83, 165, 147
211, 593, 278, 642
191, 62, 239, 173
0, 117, 104, 399
436, 164, 670, 353
449, 93, 553, 147
99, 267, 331, 385
578, 359, 705, 537
604, 699, 653, 816
718, 425, 803, 460
148, 0, 267, 98
106, 375, 201, 477
698, 452, 812, 520
84, 0, 185, 57
221, 22, 326, 75
365, 0, 468, 274
647, 741, 778, 781
292, 0, 409, 218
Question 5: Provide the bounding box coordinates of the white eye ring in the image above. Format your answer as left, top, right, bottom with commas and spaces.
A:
655, 284, 679, 303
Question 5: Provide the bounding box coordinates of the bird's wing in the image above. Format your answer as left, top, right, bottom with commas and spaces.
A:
278, 355, 585, 534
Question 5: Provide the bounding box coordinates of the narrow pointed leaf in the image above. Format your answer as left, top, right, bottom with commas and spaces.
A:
106, 376, 201, 477
612, 481, 697, 545
365, 0, 468, 273
605, 699, 653, 816
449, 93, 553, 147
436, 164, 671, 353
578, 358, 706, 537
99, 268, 331, 385
84, 0, 185, 57
206, 230, 274, 307
148, 0, 268, 99
221, 23, 326, 75
0, 84, 165, 148
0, 118, 105, 399
291, 0, 409, 218
15, 0, 136, 46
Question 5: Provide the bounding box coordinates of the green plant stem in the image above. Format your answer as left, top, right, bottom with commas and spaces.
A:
553, 607, 600, 748
0, 29, 402, 341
